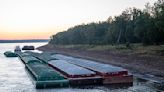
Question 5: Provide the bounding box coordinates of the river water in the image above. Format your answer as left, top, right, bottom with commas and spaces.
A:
0, 42, 163, 92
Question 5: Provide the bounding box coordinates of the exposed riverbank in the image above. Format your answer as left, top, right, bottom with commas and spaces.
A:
37, 44, 164, 82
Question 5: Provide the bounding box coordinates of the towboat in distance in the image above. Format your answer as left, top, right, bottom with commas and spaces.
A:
14, 46, 21, 52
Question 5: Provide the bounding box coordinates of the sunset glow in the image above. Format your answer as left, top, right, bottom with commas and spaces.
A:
0, 0, 156, 40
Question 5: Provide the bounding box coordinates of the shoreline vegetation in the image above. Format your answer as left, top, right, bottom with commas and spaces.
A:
37, 44, 164, 79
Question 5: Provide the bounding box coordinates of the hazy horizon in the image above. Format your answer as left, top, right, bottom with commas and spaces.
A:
0, 0, 156, 40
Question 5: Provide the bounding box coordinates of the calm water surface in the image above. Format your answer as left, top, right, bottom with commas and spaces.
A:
0, 42, 162, 92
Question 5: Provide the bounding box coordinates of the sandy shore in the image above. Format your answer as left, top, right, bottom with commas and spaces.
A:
37, 44, 164, 81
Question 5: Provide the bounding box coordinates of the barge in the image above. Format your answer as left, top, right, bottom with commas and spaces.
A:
20, 55, 40, 64
4, 51, 18, 57
16, 52, 31, 58
22, 45, 35, 50
48, 60, 102, 86
26, 51, 57, 63
16, 51, 133, 88
18, 55, 69, 89
52, 54, 133, 85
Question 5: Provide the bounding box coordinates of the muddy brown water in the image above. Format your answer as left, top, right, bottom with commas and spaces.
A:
0, 43, 163, 92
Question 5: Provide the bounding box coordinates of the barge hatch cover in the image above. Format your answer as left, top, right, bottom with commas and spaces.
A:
48, 60, 96, 77
51, 54, 127, 74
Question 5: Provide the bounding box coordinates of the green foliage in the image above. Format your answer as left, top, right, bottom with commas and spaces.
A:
50, 22, 110, 45
50, 0, 164, 45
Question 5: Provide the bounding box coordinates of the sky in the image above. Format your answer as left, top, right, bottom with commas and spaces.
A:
0, 0, 156, 40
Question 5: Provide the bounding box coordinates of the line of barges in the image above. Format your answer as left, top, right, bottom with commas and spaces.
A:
15, 51, 133, 88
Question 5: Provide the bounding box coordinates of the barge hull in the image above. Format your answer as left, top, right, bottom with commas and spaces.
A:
103, 75, 133, 85
35, 80, 69, 89
69, 77, 103, 86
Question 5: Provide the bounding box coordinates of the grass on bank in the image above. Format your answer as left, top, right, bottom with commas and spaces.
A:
53, 43, 164, 56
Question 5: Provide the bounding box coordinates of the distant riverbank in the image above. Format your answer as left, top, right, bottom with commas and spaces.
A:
38, 44, 164, 81
0, 39, 49, 43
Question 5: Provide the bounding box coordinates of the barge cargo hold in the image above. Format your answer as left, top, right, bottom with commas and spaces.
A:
48, 60, 102, 86
52, 54, 133, 85
19, 55, 69, 89
20, 56, 41, 64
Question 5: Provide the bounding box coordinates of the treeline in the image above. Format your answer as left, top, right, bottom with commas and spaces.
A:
50, 0, 164, 45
